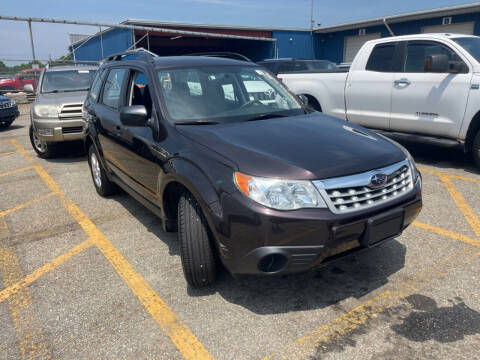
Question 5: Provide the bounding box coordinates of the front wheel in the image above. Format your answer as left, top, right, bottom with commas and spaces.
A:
178, 192, 217, 287
472, 130, 480, 170
29, 125, 56, 158
0, 118, 13, 129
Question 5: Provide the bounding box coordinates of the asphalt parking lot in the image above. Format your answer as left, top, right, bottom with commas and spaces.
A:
1, 103, 480, 360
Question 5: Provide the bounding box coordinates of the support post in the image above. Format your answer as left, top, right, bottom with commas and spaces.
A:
28, 20, 36, 62
99, 26, 104, 59
147, 32, 150, 50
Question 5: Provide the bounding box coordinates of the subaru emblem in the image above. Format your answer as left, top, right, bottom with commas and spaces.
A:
370, 173, 388, 188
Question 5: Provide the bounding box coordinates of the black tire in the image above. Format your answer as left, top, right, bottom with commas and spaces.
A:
0, 118, 13, 129
88, 144, 117, 197
29, 125, 56, 158
178, 192, 217, 287
472, 130, 480, 170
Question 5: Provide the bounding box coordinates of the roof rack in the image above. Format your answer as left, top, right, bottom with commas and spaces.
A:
184, 52, 252, 62
104, 48, 159, 63
45, 60, 100, 70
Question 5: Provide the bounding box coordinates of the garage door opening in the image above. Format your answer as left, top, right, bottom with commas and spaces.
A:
134, 31, 275, 62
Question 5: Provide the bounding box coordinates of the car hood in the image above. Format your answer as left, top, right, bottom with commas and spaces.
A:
35, 91, 88, 111
0, 95, 12, 104
177, 113, 406, 180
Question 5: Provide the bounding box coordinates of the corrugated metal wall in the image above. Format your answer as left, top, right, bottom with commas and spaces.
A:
273, 30, 315, 59
72, 28, 133, 61
317, 12, 480, 63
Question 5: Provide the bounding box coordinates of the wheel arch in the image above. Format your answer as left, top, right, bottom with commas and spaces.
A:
159, 158, 222, 234
465, 110, 480, 152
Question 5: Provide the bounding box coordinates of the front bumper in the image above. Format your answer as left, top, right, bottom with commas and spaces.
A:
32, 118, 85, 142
0, 105, 19, 122
210, 176, 422, 276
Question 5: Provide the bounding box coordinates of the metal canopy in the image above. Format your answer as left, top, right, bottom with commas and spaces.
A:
0, 15, 277, 43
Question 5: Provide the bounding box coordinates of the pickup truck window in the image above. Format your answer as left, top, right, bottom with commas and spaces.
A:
404, 41, 464, 73
453, 37, 480, 63
366, 43, 397, 72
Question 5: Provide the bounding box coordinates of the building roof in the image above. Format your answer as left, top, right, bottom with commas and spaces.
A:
122, 19, 311, 32
314, 2, 480, 33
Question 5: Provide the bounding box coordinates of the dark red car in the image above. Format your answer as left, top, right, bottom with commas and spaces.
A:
0, 68, 43, 93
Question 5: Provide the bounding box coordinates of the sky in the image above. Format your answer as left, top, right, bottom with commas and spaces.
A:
0, 0, 477, 63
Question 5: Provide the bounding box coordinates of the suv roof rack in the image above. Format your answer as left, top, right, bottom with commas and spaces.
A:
104, 48, 159, 63
184, 52, 252, 62
45, 61, 99, 70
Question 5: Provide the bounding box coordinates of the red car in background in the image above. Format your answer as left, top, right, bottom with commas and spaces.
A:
0, 68, 43, 93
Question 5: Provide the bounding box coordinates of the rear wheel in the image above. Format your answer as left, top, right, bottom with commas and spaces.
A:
472, 130, 480, 170
88, 144, 117, 196
178, 192, 217, 287
29, 125, 56, 158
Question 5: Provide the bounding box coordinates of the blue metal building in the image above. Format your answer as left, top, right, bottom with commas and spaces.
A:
315, 2, 480, 64
70, 3, 480, 64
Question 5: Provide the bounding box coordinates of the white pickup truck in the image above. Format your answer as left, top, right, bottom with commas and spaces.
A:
281, 33, 480, 168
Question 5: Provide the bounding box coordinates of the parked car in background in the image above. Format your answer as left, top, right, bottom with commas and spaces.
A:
28, 65, 97, 158
0, 95, 19, 129
280, 33, 480, 169
83, 50, 422, 288
0, 68, 43, 93
258, 58, 339, 75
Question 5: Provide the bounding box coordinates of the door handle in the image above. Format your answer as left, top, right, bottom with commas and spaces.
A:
115, 125, 123, 134
394, 79, 411, 86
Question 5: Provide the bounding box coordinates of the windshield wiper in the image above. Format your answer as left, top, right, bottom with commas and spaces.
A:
175, 121, 219, 125
43, 89, 89, 94
243, 113, 289, 122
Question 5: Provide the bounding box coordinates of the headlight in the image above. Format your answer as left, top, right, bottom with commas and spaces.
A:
234, 172, 327, 210
34, 105, 58, 118
9, 100, 15, 107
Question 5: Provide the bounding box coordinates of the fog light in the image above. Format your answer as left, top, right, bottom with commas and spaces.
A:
37, 128, 54, 136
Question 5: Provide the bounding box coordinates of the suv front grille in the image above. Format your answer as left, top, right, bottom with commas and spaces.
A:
313, 159, 413, 214
59, 103, 83, 120
0, 101, 14, 109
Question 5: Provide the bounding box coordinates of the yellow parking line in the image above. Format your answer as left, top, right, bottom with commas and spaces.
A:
413, 221, 480, 246
264, 246, 480, 360
0, 166, 34, 179
0, 192, 57, 218
419, 167, 480, 183
438, 174, 480, 238
0, 238, 94, 304
0, 211, 52, 359
11, 139, 215, 360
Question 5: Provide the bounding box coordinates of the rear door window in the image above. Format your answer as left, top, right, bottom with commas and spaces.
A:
101, 68, 127, 110
366, 43, 398, 72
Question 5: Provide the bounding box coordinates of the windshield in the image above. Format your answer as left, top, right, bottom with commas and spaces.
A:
41, 69, 97, 93
453, 37, 480, 63
156, 66, 304, 124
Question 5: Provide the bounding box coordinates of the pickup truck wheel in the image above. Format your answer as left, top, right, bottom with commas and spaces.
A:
472, 131, 480, 170
88, 144, 117, 196
178, 192, 217, 287
29, 125, 56, 158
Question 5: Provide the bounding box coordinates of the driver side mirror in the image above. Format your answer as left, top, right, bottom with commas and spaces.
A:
23, 84, 34, 93
297, 94, 309, 106
120, 105, 148, 126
